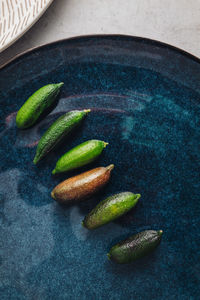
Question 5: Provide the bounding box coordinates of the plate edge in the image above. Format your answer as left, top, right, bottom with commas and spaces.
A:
0, 34, 200, 70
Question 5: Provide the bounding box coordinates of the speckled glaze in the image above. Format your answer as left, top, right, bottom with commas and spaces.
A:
0, 35, 200, 300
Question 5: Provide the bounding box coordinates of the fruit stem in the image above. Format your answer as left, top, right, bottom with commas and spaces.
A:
84, 109, 91, 113
158, 230, 163, 236
106, 164, 114, 171
103, 142, 109, 148
57, 82, 64, 88
52, 169, 56, 175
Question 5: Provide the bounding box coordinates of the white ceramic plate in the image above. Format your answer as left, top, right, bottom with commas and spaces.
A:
0, 0, 54, 53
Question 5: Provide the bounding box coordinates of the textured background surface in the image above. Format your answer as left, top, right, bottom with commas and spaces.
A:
0, 0, 200, 66
0, 35, 200, 299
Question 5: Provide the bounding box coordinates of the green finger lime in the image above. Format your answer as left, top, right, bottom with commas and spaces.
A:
33, 109, 90, 164
16, 82, 64, 129
82, 192, 140, 229
108, 230, 163, 264
52, 139, 108, 174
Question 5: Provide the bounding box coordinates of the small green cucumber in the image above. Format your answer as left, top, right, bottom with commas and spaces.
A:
82, 192, 140, 229
108, 230, 163, 264
33, 109, 90, 164
16, 83, 64, 129
52, 139, 108, 174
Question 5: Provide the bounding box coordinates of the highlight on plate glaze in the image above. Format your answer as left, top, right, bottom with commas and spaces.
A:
0, 0, 54, 52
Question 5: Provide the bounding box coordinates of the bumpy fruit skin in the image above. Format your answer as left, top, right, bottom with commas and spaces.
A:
108, 230, 163, 264
16, 83, 64, 129
82, 192, 141, 229
52, 140, 108, 174
51, 164, 114, 204
33, 109, 90, 164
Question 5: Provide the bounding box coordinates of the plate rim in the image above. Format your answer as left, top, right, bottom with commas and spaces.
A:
1, 34, 200, 71
0, 33, 200, 299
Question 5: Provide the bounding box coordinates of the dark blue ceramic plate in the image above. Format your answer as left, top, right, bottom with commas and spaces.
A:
0, 35, 200, 300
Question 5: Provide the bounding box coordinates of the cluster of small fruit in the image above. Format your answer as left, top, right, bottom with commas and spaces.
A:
16, 82, 163, 264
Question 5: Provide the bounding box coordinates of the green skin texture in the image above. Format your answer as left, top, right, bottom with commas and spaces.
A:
108, 230, 163, 264
52, 140, 108, 174
16, 83, 64, 129
33, 109, 90, 164
83, 192, 141, 229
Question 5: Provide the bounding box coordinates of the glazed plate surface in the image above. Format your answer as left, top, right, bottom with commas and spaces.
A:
0, 35, 200, 299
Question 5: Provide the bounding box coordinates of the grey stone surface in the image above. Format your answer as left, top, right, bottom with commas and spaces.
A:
0, 0, 200, 66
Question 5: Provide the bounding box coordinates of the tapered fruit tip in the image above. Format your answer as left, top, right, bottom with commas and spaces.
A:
107, 253, 111, 260
52, 169, 56, 175
84, 109, 91, 113
103, 142, 109, 148
132, 193, 141, 205
158, 230, 163, 236
51, 191, 55, 200
106, 164, 114, 171
33, 157, 37, 165
57, 82, 64, 88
